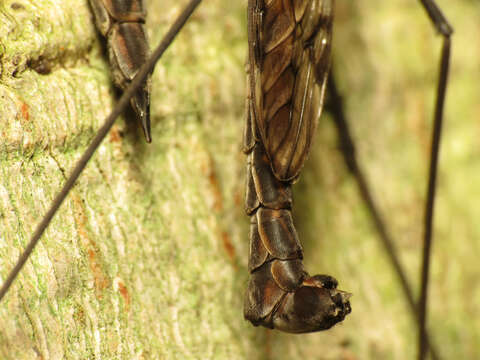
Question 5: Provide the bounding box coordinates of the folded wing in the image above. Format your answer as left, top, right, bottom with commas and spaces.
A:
247, 0, 333, 181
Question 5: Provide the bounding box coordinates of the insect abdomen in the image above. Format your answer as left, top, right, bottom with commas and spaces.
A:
89, 0, 151, 142
244, 0, 350, 334
244, 144, 350, 333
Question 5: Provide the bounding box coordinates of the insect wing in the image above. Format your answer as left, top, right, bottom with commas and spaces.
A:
99, 0, 146, 21
248, 0, 333, 181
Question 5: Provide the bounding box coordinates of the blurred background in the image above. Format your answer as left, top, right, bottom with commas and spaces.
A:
275, 1, 479, 358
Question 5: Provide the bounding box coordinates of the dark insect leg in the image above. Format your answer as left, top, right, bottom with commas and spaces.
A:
329, 0, 451, 358
0, 0, 203, 302
417, 1, 452, 360
328, 75, 441, 360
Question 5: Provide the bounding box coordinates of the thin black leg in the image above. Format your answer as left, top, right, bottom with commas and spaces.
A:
417, 1, 452, 360
327, 75, 441, 360
329, 1, 452, 359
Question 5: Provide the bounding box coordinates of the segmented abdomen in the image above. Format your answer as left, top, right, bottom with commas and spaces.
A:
89, 0, 151, 142
244, 0, 351, 333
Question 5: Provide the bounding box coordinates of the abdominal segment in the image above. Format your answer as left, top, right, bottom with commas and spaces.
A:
243, 144, 351, 333
89, 0, 151, 142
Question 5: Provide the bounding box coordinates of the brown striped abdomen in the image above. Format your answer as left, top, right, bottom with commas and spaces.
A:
243, 144, 351, 333
244, 0, 351, 333
89, 0, 151, 142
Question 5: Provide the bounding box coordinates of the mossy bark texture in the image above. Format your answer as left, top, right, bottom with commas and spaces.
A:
0, 1, 256, 359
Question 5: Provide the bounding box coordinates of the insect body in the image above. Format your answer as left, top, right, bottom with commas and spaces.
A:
243, 0, 351, 333
88, 0, 151, 142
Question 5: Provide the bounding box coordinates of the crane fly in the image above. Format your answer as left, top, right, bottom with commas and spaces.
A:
0, 0, 454, 357
243, 0, 351, 332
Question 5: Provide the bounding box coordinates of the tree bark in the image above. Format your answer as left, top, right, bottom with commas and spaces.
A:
0, 1, 259, 358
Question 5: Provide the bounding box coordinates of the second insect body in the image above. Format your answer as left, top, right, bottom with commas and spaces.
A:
89, 0, 151, 142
